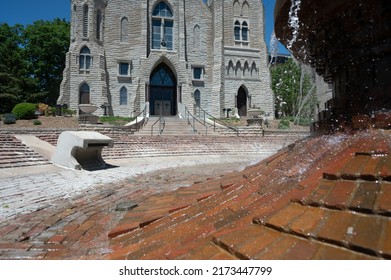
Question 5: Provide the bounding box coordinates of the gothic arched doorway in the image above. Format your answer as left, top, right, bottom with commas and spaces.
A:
237, 86, 247, 116
149, 63, 177, 116
79, 83, 90, 105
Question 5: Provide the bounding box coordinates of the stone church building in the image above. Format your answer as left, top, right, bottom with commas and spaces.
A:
59, 0, 274, 118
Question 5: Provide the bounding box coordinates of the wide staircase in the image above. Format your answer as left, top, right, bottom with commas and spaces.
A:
0, 134, 50, 169
134, 116, 220, 137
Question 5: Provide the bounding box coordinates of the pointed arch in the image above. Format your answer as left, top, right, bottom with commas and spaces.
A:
235, 61, 242, 77
120, 86, 128, 105
79, 83, 90, 105
233, 0, 241, 17
243, 61, 250, 77
234, 20, 241, 41
194, 89, 201, 108
236, 85, 248, 116
152, 1, 174, 50
251, 61, 257, 77
242, 1, 250, 17
149, 63, 177, 115
193, 24, 201, 51
242, 21, 249, 41
227, 60, 234, 76
120, 17, 129, 42
79, 46, 91, 70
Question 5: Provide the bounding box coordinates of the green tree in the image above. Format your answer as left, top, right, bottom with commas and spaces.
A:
0, 23, 34, 113
271, 58, 317, 121
23, 19, 70, 105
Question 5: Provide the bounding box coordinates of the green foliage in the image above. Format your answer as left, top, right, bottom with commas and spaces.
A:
0, 20, 70, 113
2, 113, 16, 124
33, 119, 42, 125
99, 116, 135, 126
62, 108, 76, 116
23, 19, 70, 105
271, 58, 317, 120
11, 103, 37, 120
278, 118, 291, 130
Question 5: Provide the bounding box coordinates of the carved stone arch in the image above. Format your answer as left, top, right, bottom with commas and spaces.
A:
193, 24, 201, 51
235, 61, 242, 77
119, 86, 128, 105
243, 61, 250, 77
120, 16, 129, 42
242, 1, 250, 17
79, 82, 90, 105
233, 0, 241, 17
251, 61, 257, 77
236, 85, 248, 116
227, 60, 235, 76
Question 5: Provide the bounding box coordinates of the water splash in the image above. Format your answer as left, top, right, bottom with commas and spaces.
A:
287, 0, 302, 50
269, 31, 279, 67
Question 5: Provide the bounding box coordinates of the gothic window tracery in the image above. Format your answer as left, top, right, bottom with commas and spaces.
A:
79, 46, 92, 70
120, 17, 129, 42
152, 1, 174, 50
120, 87, 128, 105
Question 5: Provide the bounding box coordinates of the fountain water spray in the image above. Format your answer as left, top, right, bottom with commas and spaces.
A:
287, 0, 301, 51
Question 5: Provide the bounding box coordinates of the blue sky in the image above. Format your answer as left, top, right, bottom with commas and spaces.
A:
0, 0, 289, 55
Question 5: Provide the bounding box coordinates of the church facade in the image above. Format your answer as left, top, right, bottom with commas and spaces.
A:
59, 0, 274, 118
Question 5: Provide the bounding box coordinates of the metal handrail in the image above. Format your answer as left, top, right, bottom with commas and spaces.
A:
184, 106, 208, 136
151, 115, 165, 136
127, 103, 149, 131
195, 106, 240, 136
195, 106, 217, 132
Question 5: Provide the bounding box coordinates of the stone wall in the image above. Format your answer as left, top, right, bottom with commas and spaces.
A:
59, 0, 274, 119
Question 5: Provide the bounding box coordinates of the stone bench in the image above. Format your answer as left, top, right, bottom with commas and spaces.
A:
51, 131, 114, 170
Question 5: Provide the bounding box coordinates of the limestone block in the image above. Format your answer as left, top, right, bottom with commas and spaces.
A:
51, 131, 114, 170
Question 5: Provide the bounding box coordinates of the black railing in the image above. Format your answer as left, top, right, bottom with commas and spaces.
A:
151, 115, 165, 136
195, 106, 240, 136
182, 105, 208, 136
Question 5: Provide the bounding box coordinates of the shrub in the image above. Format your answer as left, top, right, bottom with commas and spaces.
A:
62, 108, 76, 116
11, 103, 37, 120
2, 113, 16, 124
33, 119, 42, 125
278, 118, 291, 129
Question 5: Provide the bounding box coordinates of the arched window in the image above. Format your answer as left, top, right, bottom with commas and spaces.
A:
242, 21, 249, 42
120, 17, 129, 42
120, 87, 128, 105
79, 46, 91, 70
194, 90, 201, 107
234, 21, 241, 41
193, 25, 200, 51
234, 20, 249, 46
152, 1, 174, 50
96, 10, 102, 41
79, 83, 90, 104
83, 4, 89, 38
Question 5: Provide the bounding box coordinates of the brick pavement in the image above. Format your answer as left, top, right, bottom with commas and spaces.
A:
0, 154, 264, 259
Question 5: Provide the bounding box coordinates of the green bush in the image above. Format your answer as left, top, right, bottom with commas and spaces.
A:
11, 103, 37, 120
33, 119, 42, 125
62, 108, 76, 116
2, 113, 16, 124
278, 118, 291, 130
